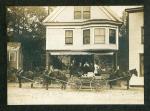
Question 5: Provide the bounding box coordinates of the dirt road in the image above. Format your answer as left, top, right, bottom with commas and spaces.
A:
7, 83, 144, 105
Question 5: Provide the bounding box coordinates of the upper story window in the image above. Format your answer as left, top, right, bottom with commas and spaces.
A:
9, 52, 16, 62
65, 30, 73, 44
94, 28, 105, 44
109, 29, 116, 44
74, 6, 82, 19
74, 6, 90, 19
141, 26, 144, 44
83, 29, 90, 44
83, 6, 90, 19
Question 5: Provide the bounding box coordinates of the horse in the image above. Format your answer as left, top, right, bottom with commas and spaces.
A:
42, 69, 68, 90
109, 68, 138, 89
7, 67, 18, 82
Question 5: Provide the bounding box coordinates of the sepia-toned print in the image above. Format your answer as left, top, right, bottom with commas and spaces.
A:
7, 6, 144, 105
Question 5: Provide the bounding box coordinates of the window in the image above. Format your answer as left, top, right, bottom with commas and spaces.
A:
83, 29, 90, 44
94, 28, 105, 44
9, 52, 16, 61
65, 30, 73, 44
141, 26, 144, 44
109, 29, 116, 44
83, 6, 90, 19
74, 6, 90, 19
140, 54, 144, 77
74, 6, 81, 19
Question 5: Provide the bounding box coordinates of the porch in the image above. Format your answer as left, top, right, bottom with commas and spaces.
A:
45, 50, 118, 76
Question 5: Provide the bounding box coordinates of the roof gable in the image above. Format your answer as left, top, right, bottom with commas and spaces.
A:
43, 6, 122, 23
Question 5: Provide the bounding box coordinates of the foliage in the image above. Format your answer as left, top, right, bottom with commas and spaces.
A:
7, 6, 48, 70
118, 10, 128, 72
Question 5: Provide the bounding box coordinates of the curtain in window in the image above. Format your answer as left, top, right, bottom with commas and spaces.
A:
94, 28, 105, 44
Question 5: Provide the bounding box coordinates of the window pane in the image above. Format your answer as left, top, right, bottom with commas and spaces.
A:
95, 28, 105, 36
109, 29, 116, 44
141, 26, 144, 44
95, 35, 105, 43
74, 11, 81, 19
9, 52, 16, 61
140, 54, 144, 77
83, 6, 90, 19
65, 30, 73, 44
66, 30, 73, 37
65, 38, 73, 44
83, 29, 90, 44
74, 6, 81, 19
83, 12, 90, 19
74, 6, 81, 11
94, 28, 105, 43
83, 6, 90, 11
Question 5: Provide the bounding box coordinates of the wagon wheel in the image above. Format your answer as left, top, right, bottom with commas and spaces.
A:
34, 77, 43, 85
90, 80, 105, 91
70, 78, 82, 90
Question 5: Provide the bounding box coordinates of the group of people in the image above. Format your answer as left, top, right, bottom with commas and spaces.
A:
69, 60, 102, 77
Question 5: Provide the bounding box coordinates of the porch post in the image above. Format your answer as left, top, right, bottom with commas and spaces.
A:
46, 51, 49, 70
113, 52, 118, 70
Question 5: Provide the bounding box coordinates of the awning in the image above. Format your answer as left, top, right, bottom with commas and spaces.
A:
49, 51, 114, 55
50, 51, 92, 55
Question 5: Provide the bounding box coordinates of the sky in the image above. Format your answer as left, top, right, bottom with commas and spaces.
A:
110, 6, 143, 17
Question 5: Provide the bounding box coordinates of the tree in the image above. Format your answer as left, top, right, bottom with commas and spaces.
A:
118, 10, 128, 71
7, 6, 48, 70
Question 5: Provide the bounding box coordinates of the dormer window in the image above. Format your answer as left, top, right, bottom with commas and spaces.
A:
74, 6, 90, 19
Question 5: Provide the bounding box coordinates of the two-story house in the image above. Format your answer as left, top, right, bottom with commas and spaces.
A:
126, 7, 144, 86
43, 6, 122, 72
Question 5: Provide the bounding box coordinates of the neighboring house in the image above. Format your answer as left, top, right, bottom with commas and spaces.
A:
126, 7, 144, 86
7, 42, 23, 70
43, 6, 122, 72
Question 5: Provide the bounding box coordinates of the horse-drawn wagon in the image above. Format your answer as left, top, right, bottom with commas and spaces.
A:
13, 68, 138, 91
69, 68, 138, 91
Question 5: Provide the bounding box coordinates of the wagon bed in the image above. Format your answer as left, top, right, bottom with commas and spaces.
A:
70, 74, 110, 91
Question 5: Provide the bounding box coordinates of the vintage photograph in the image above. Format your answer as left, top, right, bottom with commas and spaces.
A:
7, 6, 144, 105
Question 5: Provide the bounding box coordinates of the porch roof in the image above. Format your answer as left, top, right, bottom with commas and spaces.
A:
47, 50, 117, 55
